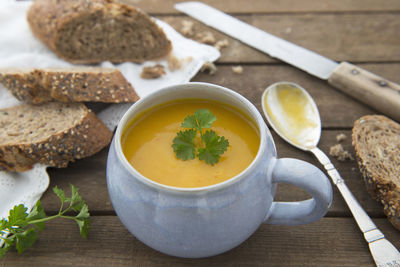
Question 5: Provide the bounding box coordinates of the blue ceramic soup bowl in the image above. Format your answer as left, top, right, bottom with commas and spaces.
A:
106, 82, 332, 258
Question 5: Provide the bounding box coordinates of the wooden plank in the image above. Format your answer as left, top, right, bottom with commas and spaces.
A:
1, 217, 399, 266
121, 0, 400, 14
161, 13, 400, 63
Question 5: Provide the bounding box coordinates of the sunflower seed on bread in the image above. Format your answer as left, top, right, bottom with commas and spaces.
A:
27, 0, 172, 64
0, 68, 139, 104
0, 102, 112, 172
352, 115, 400, 230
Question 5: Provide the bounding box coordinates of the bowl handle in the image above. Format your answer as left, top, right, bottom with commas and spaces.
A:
264, 158, 332, 225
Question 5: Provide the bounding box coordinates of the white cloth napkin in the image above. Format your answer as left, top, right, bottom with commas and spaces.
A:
0, 0, 220, 220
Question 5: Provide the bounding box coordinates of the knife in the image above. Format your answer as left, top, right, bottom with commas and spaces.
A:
175, 2, 400, 122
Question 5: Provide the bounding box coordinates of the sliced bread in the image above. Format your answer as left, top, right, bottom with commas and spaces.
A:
27, 0, 172, 64
352, 115, 400, 230
0, 68, 139, 104
0, 102, 112, 172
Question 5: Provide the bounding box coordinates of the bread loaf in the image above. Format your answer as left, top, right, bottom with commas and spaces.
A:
352, 115, 400, 230
0, 68, 139, 104
0, 102, 112, 172
27, 0, 172, 64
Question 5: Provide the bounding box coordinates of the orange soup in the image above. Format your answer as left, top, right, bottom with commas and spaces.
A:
122, 99, 260, 188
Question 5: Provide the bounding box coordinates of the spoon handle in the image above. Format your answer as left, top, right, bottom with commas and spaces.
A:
311, 147, 376, 232
310, 147, 400, 267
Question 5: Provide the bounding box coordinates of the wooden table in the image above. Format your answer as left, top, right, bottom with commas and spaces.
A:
2, 1, 400, 266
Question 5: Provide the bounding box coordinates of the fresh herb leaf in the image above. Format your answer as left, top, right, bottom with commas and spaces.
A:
0, 184, 90, 258
53, 186, 66, 203
181, 109, 216, 131
181, 114, 198, 129
68, 184, 82, 205
7, 205, 29, 228
69, 184, 84, 212
172, 129, 196, 160
76, 204, 90, 221
74, 217, 90, 238
194, 109, 216, 130
15, 228, 37, 254
198, 130, 229, 165
172, 109, 229, 165
26, 201, 46, 231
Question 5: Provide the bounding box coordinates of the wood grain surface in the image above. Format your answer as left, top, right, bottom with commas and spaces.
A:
1, 1, 400, 266
2, 217, 400, 266
161, 14, 400, 63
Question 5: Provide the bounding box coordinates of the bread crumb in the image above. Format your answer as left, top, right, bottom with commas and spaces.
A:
185, 56, 193, 64
197, 31, 216, 45
336, 133, 347, 142
167, 54, 193, 71
329, 144, 354, 161
140, 64, 165, 79
167, 54, 182, 71
232, 66, 243, 74
200, 62, 217, 75
215, 39, 229, 50
181, 20, 194, 37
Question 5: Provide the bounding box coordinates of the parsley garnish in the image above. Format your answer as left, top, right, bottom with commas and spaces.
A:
172, 109, 229, 165
0, 184, 90, 258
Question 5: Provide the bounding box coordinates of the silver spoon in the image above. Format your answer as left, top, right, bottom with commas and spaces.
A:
261, 81, 400, 267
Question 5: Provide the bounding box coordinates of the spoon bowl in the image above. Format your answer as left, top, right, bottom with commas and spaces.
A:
261, 81, 320, 151
261, 81, 400, 266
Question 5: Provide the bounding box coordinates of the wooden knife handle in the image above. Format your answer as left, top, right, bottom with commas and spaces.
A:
328, 62, 400, 122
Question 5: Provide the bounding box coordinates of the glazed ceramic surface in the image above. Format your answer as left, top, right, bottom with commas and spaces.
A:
106, 82, 332, 258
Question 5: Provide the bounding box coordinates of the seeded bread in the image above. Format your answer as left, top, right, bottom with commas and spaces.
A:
0, 68, 139, 104
352, 115, 400, 230
0, 102, 112, 172
27, 0, 172, 64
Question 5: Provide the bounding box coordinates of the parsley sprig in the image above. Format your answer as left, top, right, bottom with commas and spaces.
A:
0, 184, 90, 258
172, 109, 229, 165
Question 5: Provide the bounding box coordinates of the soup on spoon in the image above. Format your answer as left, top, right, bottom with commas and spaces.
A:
262, 82, 321, 150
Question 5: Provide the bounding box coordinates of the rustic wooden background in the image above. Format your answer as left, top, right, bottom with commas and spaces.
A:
2, 0, 400, 266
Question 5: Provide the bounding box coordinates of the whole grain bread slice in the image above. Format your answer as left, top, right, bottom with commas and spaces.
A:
0, 102, 112, 172
0, 68, 139, 104
27, 0, 172, 64
352, 115, 400, 230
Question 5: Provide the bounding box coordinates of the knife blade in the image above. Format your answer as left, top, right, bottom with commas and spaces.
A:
175, 2, 400, 122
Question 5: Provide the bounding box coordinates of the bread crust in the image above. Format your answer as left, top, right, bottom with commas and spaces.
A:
352, 115, 400, 230
27, 0, 172, 64
0, 103, 112, 172
0, 68, 139, 104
